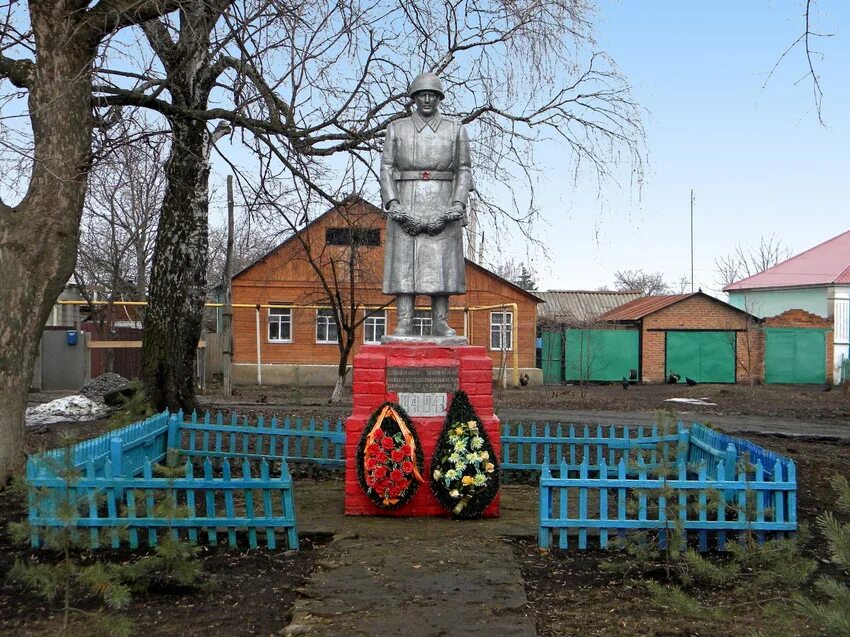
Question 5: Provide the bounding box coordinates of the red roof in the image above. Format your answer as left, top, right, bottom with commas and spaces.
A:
599, 294, 695, 321
724, 230, 850, 291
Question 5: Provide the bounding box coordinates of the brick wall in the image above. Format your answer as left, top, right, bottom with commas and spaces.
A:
639, 295, 763, 384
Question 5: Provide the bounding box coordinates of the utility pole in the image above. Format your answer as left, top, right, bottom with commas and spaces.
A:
222, 175, 235, 396
690, 189, 695, 293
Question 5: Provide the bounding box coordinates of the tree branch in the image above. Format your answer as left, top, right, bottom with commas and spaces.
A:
0, 54, 34, 89
86, 0, 185, 40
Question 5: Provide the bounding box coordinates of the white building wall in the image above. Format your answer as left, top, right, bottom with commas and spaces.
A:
833, 286, 850, 383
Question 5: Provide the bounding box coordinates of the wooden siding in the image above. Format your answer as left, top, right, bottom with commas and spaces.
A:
230, 200, 539, 370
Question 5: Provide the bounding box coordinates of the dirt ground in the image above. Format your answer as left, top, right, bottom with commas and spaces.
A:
513, 431, 850, 637
7, 398, 850, 636
195, 381, 850, 424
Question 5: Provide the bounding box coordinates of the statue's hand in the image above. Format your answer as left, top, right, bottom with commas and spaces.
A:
445, 203, 465, 222
393, 214, 422, 236
426, 218, 447, 235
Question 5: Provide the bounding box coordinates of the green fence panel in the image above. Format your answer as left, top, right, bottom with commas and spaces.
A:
541, 331, 565, 383
765, 328, 826, 384
565, 329, 639, 382
666, 331, 736, 383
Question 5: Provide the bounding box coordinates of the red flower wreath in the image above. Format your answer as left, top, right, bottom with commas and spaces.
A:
360, 404, 424, 508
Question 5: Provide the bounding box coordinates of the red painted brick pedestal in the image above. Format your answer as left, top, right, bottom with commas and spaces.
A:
344, 342, 500, 517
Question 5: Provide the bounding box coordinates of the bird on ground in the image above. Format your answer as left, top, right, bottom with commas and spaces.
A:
667, 373, 680, 384
519, 373, 530, 387
685, 377, 697, 386
621, 377, 629, 390
257, 394, 268, 403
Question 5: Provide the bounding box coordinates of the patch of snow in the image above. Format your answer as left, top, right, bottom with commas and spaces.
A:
664, 397, 718, 406
26, 394, 109, 426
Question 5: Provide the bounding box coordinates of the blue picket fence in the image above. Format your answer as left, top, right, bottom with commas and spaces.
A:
27, 454, 297, 550
501, 422, 684, 474
24, 410, 326, 550
178, 411, 345, 467
30, 412, 170, 479
537, 424, 797, 551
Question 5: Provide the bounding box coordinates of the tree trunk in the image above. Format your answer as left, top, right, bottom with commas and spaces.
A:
0, 3, 95, 484
141, 116, 211, 412
330, 338, 354, 404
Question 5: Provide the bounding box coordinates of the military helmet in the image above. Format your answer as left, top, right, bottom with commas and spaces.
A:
408, 72, 445, 99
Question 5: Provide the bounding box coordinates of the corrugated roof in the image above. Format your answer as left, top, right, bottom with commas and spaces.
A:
537, 290, 644, 323
599, 294, 695, 321
724, 230, 850, 291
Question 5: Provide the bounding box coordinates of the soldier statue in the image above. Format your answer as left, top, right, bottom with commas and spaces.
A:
380, 72, 472, 339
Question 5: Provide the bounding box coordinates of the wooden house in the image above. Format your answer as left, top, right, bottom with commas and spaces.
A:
226, 197, 543, 386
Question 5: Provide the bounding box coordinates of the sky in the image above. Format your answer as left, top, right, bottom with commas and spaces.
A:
510, 1, 850, 296
3, 2, 847, 300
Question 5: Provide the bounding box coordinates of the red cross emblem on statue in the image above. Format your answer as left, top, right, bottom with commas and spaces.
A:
421, 170, 430, 180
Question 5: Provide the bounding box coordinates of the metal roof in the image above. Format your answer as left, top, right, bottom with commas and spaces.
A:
537, 290, 644, 324
724, 230, 850, 291
599, 294, 695, 321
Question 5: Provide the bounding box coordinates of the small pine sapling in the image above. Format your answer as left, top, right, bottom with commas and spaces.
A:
8, 435, 133, 635
9, 436, 205, 635
796, 474, 850, 635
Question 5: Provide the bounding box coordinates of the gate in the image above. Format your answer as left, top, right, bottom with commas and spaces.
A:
541, 331, 564, 383
666, 331, 735, 383
764, 328, 827, 384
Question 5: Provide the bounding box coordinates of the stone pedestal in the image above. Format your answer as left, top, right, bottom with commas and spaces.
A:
344, 342, 500, 517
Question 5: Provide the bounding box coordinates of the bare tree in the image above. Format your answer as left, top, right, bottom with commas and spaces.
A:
0, 0, 187, 485
73, 127, 166, 371
613, 269, 675, 296
492, 258, 538, 291
245, 195, 390, 403
93, 0, 645, 409
715, 234, 791, 290
766, 0, 832, 124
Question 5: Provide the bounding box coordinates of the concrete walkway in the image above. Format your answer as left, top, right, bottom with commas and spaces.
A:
286, 483, 538, 637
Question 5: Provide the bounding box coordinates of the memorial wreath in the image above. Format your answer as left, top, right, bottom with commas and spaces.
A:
430, 391, 499, 518
356, 402, 425, 509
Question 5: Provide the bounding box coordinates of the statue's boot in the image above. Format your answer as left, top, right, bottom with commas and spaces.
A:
393, 294, 414, 336
431, 295, 456, 337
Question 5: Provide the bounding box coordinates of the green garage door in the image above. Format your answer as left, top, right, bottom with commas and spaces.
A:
541, 331, 564, 384
666, 331, 735, 384
565, 329, 639, 382
764, 328, 826, 384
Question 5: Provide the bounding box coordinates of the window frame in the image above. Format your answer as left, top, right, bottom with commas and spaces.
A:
490, 310, 514, 351
363, 310, 388, 344
267, 305, 293, 343
315, 308, 340, 344
412, 309, 432, 337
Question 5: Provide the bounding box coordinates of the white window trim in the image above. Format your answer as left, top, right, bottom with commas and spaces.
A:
316, 308, 339, 344
363, 310, 387, 344
413, 309, 433, 337
267, 305, 293, 343
490, 310, 514, 351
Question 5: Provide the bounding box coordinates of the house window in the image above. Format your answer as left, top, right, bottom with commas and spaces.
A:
325, 227, 381, 247
268, 306, 292, 343
316, 308, 339, 344
364, 310, 387, 343
413, 309, 432, 336
490, 311, 513, 351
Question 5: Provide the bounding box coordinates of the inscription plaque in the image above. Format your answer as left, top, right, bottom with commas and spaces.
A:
398, 393, 448, 417
386, 366, 458, 393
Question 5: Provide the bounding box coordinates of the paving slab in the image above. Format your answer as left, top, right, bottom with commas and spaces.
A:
288, 482, 538, 636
